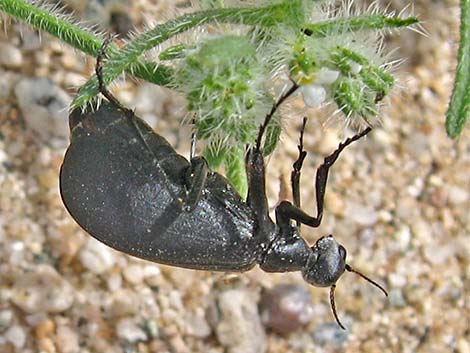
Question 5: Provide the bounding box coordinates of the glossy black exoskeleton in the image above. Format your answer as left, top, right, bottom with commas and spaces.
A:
60, 43, 387, 329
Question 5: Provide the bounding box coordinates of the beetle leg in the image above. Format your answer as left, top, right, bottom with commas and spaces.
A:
247, 84, 299, 227
275, 200, 320, 231
95, 37, 160, 161
291, 117, 308, 227
184, 156, 209, 211
246, 148, 271, 226
276, 127, 372, 229
190, 116, 197, 160
95, 36, 132, 115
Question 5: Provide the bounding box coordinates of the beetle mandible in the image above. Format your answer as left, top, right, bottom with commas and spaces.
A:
60, 42, 387, 329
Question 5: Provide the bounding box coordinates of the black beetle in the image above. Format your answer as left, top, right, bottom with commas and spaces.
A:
60, 45, 387, 329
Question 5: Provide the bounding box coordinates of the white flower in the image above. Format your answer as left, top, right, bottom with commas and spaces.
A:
300, 68, 339, 108
315, 68, 340, 85
301, 84, 326, 108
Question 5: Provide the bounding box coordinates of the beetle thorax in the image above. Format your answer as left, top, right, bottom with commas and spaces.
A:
259, 225, 311, 273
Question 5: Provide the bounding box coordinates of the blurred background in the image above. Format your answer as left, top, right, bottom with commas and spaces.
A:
0, 0, 468, 352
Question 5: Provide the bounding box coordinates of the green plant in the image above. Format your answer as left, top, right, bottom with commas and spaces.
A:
0, 0, 419, 195
446, 0, 470, 138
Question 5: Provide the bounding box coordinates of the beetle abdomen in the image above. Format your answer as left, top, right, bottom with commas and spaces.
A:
60, 103, 259, 271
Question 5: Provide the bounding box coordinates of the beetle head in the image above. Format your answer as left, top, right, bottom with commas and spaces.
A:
302, 234, 388, 330
302, 234, 347, 287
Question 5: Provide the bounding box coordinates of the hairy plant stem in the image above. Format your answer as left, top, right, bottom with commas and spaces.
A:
446, 0, 470, 138
72, 1, 297, 108
0, 0, 172, 86
303, 14, 418, 37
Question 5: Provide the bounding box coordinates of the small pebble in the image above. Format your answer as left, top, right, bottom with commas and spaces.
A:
0, 43, 23, 68
344, 201, 378, 226
55, 325, 80, 353
457, 338, 470, 353
14, 78, 70, 141
259, 283, 314, 334
311, 322, 348, 346
143, 319, 159, 339
388, 273, 407, 288
0, 70, 17, 100
388, 288, 407, 307
60, 51, 78, 70
185, 311, 211, 338
21, 29, 42, 50
394, 225, 411, 251
378, 210, 393, 223
35, 51, 51, 66
372, 129, 393, 146
25, 313, 49, 327
0, 310, 13, 330
168, 335, 190, 353
63, 72, 86, 88
116, 318, 148, 343
143, 264, 161, 285
447, 185, 469, 205
38, 336, 56, 352
216, 289, 266, 353
107, 273, 123, 291
4, 325, 27, 349
423, 243, 455, 265
123, 264, 145, 285
12, 265, 74, 313
79, 239, 115, 274
35, 319, 55, 339
109, 289, 140, 317
168, 290, 184, 311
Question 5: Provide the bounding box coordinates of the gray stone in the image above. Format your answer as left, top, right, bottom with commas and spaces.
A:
11, 265, 74, 313
216, 289, 266, 353
79, 238, 115, 274
0, 70, 18, 100
185, 310, 211, 338
388, 288, 407, 307
260, 283, 314, 334
311, 322, 348, 346
0, 309, 13, 331
4, 325, 26, 349
116, 317, 148, 343
0, 43, 23, 68
14, 77, 70, 141
56, 325, 80, 353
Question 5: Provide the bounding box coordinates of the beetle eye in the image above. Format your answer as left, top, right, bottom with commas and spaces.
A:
339, 245, 347, 261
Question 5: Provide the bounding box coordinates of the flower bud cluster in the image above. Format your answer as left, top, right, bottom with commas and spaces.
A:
175, 35, 270, 158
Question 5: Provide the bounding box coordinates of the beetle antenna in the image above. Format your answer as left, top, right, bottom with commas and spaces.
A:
345, 264, 388, 297
330, 284, 346, 330
255, 83, 299, 151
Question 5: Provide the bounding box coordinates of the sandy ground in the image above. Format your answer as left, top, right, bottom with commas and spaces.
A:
0, 0, 469, 352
